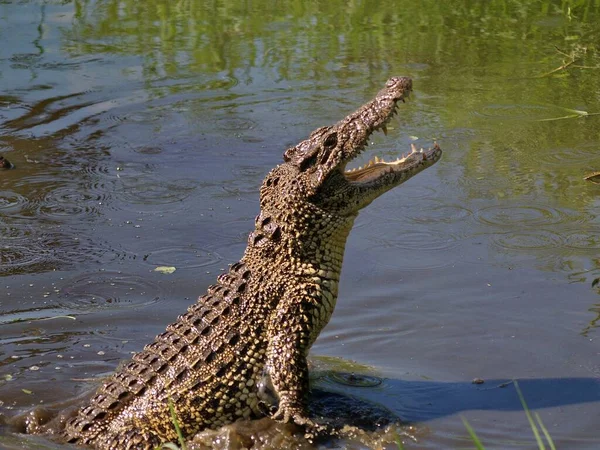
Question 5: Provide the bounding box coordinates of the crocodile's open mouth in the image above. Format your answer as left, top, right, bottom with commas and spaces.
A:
339, 90, 441, 185
344, 142, 437, 183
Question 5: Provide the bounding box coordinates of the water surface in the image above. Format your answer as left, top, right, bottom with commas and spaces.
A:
1, 1, 600, 448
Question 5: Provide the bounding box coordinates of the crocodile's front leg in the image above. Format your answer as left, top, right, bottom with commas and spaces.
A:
263, 334, 310, 425
261, 281, 335, 428
261, 290, 319, 426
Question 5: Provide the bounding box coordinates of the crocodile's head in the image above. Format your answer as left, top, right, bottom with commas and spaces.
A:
278, 76, 441, 217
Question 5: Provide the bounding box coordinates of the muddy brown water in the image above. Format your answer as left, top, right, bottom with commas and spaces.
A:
1, 1, 600, 449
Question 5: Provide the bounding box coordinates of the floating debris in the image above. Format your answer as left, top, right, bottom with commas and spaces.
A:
154, 266, 177, 274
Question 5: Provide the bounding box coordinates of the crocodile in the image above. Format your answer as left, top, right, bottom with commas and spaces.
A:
57, 77, 442, 449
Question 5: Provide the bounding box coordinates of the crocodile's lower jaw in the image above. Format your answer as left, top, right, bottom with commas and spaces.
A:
344, 143, 440, 184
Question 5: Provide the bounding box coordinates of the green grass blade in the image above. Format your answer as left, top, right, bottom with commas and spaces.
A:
461, 417, 486, 450
535, 412, 557, 450
394, 434, 405, 450
534, 114, 581, 122
513, 380, 544, 450
168, 398, 187, 450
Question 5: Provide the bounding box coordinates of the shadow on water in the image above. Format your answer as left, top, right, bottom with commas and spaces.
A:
311, 357, 600, 424
368, 377, 600, 422
1, 370, 598, 449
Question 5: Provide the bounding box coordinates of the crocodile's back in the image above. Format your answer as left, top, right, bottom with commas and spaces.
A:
63, 262, 268, 449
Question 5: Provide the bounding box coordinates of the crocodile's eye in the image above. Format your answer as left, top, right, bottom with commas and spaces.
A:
323, 132, 338, 149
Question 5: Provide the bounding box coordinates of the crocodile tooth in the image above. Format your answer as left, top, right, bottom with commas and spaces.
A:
374, 156, 381, 163
411, 143, 418, 153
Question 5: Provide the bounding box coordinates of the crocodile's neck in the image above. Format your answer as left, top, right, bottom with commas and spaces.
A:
241, 167, 356, 341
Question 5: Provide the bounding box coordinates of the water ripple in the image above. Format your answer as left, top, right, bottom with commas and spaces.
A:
475, 204, 565, 228
143, 246, 222, 270
407, 203, 473, 224
0, 218, 33, 240
474, 103, 564, 122
371, 230, 460, 252
491, 230, 565, 251
0, 190, 30, 214
0, 243, 47, 272
115, 176, 197, 209
0, 229, 130, 276
39, 185, 108, 219
44, 233, 130, 266
213, 116, 258, 132
325, 372, 383, 388
544, 142, 600, 166
564, 231, 600, 250
58, 272, 164, 311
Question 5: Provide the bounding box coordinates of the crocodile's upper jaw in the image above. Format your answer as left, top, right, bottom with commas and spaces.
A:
282, 76, 442, 215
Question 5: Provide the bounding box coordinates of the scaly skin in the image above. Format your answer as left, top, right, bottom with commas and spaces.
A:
60, 77, 442, 449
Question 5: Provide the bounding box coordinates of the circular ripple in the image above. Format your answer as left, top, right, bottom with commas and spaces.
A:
0, 230, 129, 275
544, 142, 600, 166
0, 244, 47, 272
394, 184, 438, 200
408, 203, 473, 224
221, 166, 268, 196
81, 161, 114, 178
491, 230, 565, 251
231, 166, 265, 179
143, 246, 222, 269
42, 233, 130, 266
564, 232, 600, 250
371, 230, 460, 252
475, 103, 556, 121
214, 117, 257, 132
116, 177, 197, 206
0, 190, 30, 214
39, 185, 106, 219
58, 272, 163, 311
0, 219, 33, 241
476, 205, 564, 228
367, 186, 440, 222
325, 372, 383, 388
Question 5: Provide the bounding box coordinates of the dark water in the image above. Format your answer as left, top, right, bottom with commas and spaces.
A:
1, 1, 600, 448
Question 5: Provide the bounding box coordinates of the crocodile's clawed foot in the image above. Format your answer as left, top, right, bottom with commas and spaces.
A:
271, 403, 302, 424
272, 405, 330, 440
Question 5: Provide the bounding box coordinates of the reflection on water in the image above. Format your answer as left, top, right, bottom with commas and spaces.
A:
1, 0, 600, 449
